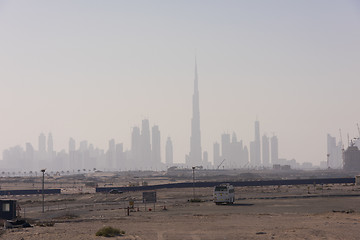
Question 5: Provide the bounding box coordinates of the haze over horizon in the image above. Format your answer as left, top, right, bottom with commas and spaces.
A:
1, 0, 360, 168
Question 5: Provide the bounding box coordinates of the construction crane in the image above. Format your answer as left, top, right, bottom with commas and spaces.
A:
217, 159, 226, 169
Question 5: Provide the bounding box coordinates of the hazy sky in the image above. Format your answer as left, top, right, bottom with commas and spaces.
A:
1, 0, 359, 165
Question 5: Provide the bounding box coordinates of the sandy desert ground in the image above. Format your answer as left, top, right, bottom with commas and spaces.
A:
1, 174, 360, 239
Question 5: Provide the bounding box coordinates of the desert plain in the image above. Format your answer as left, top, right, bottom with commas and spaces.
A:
1, 171, 360, 240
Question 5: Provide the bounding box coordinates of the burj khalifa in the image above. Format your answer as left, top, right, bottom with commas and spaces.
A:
186, 58, 203, 166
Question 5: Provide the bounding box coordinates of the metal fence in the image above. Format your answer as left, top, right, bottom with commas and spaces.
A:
96, 177, 355, 193
0, 189, 61, 196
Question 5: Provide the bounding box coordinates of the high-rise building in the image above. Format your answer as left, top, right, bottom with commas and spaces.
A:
38, 133, 47, 168
230, 133, 243, 168
250, 141, 255, 166
38, 133, 46, 152
262, 134, 270, 167
165, 137, 173, 166
107, 139, 116, 169
68, 138, 76, 170
78, 140, 88, 170
141, 119, 151, 168
243, 146, 249, 166
186, 58, 203, 167
131, 126, 141, 167
271, 135, 279, 164
79, 140, 88, 152
69, 138, 76, 152
343, 144, 360, 171
252, 120, 261, 166
327, 134, 342, 168
151, 125, 161, 167
221, 133, 231, 166
47, 133, 53, 153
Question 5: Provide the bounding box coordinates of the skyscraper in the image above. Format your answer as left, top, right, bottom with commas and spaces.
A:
141, 119, 151, 168
271, 135, 279, 164
262, 134, 270, 167
131, 126, 141, 167
251, 120, 261, 166
151, 125, 161, 167
165, 137, 173, 166
255, 120, 261, 165
69, 138, 76, 170
69, 138, 76, 152
38, 133, 46, 152
38, 133, 47, 167
186, 58, 202, 167
327, 134, 342, 168
107, 139, 116, 169
221, 133, 231, 161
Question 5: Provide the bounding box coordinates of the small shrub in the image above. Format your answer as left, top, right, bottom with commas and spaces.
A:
96, 226, 124, 237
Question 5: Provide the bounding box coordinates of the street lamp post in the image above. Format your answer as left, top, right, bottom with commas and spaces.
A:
41, 169, 46, 213
192, 167, 195, 200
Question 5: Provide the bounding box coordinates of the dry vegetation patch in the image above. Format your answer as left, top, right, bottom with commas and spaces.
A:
95, 226, 125, 237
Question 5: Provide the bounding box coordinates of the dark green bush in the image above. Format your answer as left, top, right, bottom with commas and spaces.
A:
95, 226, 124, 237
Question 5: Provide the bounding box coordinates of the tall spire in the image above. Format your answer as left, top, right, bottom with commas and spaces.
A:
194, 55, 198, 92
187, 56, 202, 166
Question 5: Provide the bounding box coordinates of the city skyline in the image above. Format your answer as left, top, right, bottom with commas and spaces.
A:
2, 119, 358, 171
1, 1, 359, 167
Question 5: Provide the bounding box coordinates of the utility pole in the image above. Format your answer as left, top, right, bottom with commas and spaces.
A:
41, 169, 46, 213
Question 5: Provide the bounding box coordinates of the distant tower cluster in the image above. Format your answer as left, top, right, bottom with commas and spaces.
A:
213, 120, 280, 169
218, 132, 248, 168
2, 118, 173, 171
130, 119, 163, 170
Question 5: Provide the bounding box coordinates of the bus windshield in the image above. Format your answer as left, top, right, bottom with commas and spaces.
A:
215, 186, 228, 191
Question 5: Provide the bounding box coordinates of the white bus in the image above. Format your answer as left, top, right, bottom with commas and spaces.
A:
213, 183, 235, 205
